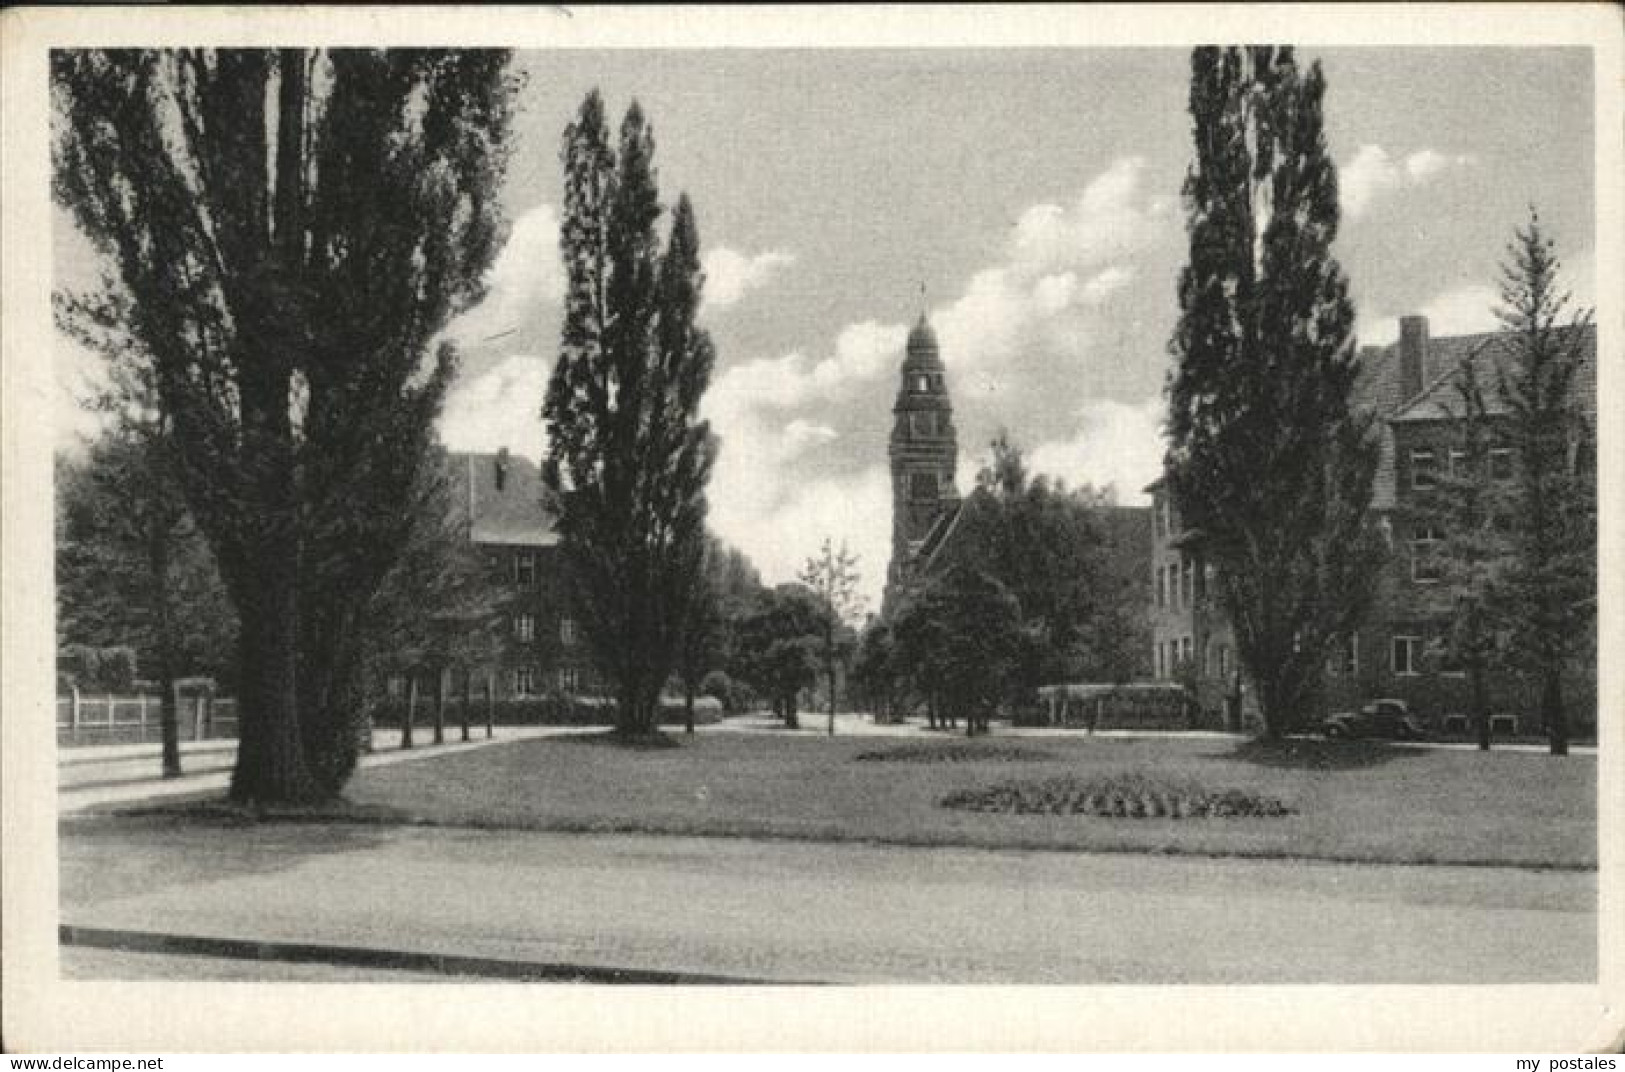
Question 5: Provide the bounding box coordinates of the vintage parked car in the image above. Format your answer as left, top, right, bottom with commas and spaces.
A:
1320, 699, 1429, 740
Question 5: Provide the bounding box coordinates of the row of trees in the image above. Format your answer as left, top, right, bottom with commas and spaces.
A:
1163, 46, 1594, 752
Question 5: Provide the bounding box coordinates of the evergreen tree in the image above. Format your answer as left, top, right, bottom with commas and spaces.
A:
1492, 211, 1595, 756
797, 538, 864, 736
1165, 46, 1384, 736
53, 50, 519, 801
543, 93, 719, 739
1406, 356, 1512, 751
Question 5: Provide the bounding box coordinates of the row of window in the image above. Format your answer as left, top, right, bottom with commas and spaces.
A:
905, 411, 946, 437
1152, 631, 1452, 680
1408, 446, 1514, 491
1154, 557, 1200, 611
514, 615, 577, 645
1154, 498, 1176, 540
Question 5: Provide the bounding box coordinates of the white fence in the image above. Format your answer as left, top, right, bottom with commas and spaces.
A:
56, 693, 238, 742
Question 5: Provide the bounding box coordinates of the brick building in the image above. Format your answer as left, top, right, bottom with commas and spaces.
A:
883, 313, 962, 616
384, 448, 597, 703
1149, 315, 1597, 733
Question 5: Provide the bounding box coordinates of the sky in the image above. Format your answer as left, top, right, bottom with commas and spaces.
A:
54, 47, 1596, 611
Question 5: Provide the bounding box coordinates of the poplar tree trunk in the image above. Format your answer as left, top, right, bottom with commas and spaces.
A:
149, 523, 182, 779
1544, 669, 1568, 756
433, 669, 446, 745
402, 674, 417, 749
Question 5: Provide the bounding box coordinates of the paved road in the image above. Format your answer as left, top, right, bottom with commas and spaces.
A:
59, 821, 1594, 984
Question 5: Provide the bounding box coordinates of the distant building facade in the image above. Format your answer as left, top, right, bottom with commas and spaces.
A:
384, 448, 597, 703
1149, 315, 1597, 733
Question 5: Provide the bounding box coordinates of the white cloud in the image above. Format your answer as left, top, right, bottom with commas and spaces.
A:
443, 204, 563, 347
702, 157, 1178, 596
1025, 397, 1166, 506
1404, 149, 1475, 182
437, 353, 549, 460
703, 247, 796, 311
1342, 145, 1476, 218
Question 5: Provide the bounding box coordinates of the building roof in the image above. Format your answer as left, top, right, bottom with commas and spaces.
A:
443, 450, 560, 548
1390, 322, 1597, 423
903, 313, 944, 371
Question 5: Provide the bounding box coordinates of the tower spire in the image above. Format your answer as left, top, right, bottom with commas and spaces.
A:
884, 303, 959, 615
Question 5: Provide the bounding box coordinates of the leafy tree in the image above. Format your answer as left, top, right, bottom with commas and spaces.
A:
1164, 46, 1384, 736
891, 566, 1027, 737
543, 92, 719, 739
938, 434, 1146, 689
53, 49, 519, 802
852, 620, 909, 724
736, 584, 825, 729
56, 421, 237, 776
797, 538, 865, 736
1492, 212, 1595, 756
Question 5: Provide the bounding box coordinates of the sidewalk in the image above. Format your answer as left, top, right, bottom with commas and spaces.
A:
57, 725, 587, 813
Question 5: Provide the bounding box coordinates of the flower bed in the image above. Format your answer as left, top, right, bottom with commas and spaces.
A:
940, 772, 1294, 818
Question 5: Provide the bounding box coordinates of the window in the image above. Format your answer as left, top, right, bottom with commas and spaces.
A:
557, 667, 579, 694
909, 472, 938, 500
514, 614, 536, 642
1392, 635, 1421, 676
386, 675, 406, 699
1447, 448, 1467, 476
1218, 645, 1230, 679
514, 551, 537, 587
1329, 634, 1358, 675
560, 617, 578, 646
1181, 637, 1193, 666
1438, 632, 1466, 677
915, 374, 931, 393
514, 668, 537, 697
1182, 560, 1195, 606
1411, 524, 1443, 583
1409, 449, 1436, 490
1489, 447, 1514, 481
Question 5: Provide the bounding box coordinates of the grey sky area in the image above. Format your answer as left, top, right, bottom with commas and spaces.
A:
54, 47, 1595, 605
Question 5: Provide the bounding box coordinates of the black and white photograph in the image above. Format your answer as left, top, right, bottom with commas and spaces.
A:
3, 3, 1620, 1055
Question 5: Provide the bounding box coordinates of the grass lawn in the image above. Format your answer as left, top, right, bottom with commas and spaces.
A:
337, 732, 1596, 869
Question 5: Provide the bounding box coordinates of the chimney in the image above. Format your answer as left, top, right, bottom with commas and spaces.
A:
1398, 315, 1429, 404
494, 447, 510, 492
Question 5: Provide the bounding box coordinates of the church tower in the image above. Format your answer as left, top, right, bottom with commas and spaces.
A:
884, 312, 959, 613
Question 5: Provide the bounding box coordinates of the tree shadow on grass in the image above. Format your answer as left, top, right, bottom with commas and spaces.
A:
1227, 736, 1430, 771
558, 729, 686, 750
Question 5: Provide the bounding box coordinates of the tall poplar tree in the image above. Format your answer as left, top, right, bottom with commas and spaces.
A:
53, 50, 518, 801
544, 92, 719, 739
1165, 46, 1384, 737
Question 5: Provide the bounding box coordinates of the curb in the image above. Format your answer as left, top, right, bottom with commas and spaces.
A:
60, 924, 817, 986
